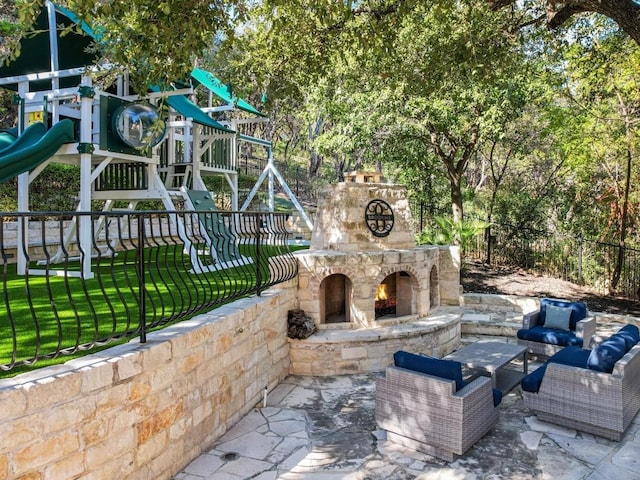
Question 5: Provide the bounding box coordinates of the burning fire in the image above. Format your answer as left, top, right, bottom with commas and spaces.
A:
376, 283, 388, 301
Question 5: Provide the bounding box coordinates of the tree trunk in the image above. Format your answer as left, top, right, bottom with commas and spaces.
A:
309, 151, 322, 177
450, 175, 463, 225
610, 92, 634, 292
308, 116, 323, 177
333, 153, 346, 182
429, 125, 478, 245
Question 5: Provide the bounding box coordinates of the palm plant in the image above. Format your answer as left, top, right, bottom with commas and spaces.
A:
416, 216, 489, 254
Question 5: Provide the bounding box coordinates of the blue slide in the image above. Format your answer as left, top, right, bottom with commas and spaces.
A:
0, 119, 75, 183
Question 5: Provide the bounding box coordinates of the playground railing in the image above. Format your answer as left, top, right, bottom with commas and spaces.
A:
0, 209, 299, 372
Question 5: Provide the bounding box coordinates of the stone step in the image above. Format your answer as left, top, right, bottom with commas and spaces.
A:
461, 311, 521, 337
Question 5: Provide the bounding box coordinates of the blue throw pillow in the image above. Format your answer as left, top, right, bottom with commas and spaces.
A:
393, 350, 464, 391
539, 298, 587, 331
543, 304, 572, 331
616, 324, 640, 350
587, 335, 627, 373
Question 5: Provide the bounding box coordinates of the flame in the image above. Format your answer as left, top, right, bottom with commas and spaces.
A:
376, 283, 388, 301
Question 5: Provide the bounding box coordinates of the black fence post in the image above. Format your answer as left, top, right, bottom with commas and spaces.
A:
577, 233, 583, 285
486, 225, 492, 265
137, 213, 147, 343
256, 213, 263, 296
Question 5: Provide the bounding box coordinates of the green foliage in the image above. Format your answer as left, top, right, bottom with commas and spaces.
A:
8, 0, 247, 92
3, 0, 636, 257
0, 164, 80, 212
558, 29, 640, 244
416, 216, 489, 251
217, 0, 541, 222
0, 19, 19, 37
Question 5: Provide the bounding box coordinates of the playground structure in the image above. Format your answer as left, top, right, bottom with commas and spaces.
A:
0, 1, 312, 278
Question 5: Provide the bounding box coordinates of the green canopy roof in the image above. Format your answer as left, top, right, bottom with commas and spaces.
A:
0, 3, 98, 91
191, 68, 266, 117
164, 94, 235, 133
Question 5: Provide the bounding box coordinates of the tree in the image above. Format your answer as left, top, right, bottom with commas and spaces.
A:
489, 0, 640, 46
560, 31, 640, 292
377, 1, 536, 225
210, 0, 541, 234
7, 0, 247, 92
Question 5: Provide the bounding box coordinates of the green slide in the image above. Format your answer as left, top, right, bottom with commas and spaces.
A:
0, 127, 17, 150
0, 119, 75, 183
186, 189, 244, 265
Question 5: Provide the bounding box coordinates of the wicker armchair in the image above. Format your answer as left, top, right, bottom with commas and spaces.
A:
517, 298, 596, 358
375, 365, 499, 461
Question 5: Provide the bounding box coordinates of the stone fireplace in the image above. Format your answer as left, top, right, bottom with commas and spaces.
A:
290, 178, 463, 375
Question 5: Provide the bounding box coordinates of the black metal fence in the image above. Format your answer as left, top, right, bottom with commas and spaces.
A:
0, 210, 298, 371
466, 224, 640, 300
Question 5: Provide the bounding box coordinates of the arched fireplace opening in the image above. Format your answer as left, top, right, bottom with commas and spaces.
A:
320, 274, 352, 323
375, 271, 413, 319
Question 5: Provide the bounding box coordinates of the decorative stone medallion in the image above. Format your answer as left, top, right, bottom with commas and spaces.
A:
365, 199, 394, 237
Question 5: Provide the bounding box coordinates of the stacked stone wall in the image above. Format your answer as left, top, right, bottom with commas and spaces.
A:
310, 183, 415, 252
438, 246, 462, 306
463, 293, 538, 315
0, 281, 296, 480
288, 308, 462, 375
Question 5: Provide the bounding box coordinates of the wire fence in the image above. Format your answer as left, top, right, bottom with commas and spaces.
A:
466, 224, 640, 300
0, 209, 298, 371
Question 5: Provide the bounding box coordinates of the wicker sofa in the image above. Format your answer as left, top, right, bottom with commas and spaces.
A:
375, 351, 500, 461
517, 298, 596, 358
521, 324, 640, 441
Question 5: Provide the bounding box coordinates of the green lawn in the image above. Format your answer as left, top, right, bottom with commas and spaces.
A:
0, 242, 301, 377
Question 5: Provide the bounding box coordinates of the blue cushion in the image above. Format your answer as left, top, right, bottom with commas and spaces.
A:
492, 388, 502, 407
393, 351, 464, 391
520, 346, 590, 393
517, 326, 584, 348
548, 346, 591, 368
455, 378, 501, 407
521, 365, 547, 393
539, 298, 587, 330
587, 335, 627, 373
616, 325, 640, 350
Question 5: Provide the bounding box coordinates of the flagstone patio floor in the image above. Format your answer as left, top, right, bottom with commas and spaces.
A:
174, 335, 640, 480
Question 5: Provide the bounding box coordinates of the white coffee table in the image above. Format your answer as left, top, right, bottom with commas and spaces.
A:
444, 341, 528, 394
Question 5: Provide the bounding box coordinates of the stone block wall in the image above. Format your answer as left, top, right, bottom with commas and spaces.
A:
310, 182, 415, 252
0, 281, 297, 480
288, 308, 462, 376
438, 246, 462, 306
463, 293, 538, 315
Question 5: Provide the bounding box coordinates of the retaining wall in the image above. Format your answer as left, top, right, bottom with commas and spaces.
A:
461, 293, 638, 338
0, 280, 297, 480
288, 308, 462, 376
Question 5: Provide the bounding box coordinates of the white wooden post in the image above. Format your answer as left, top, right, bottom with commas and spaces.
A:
46, 1, 59, 122
267, 148, 275, 212
16, 79, 30, 275
78, 75, 94, 279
